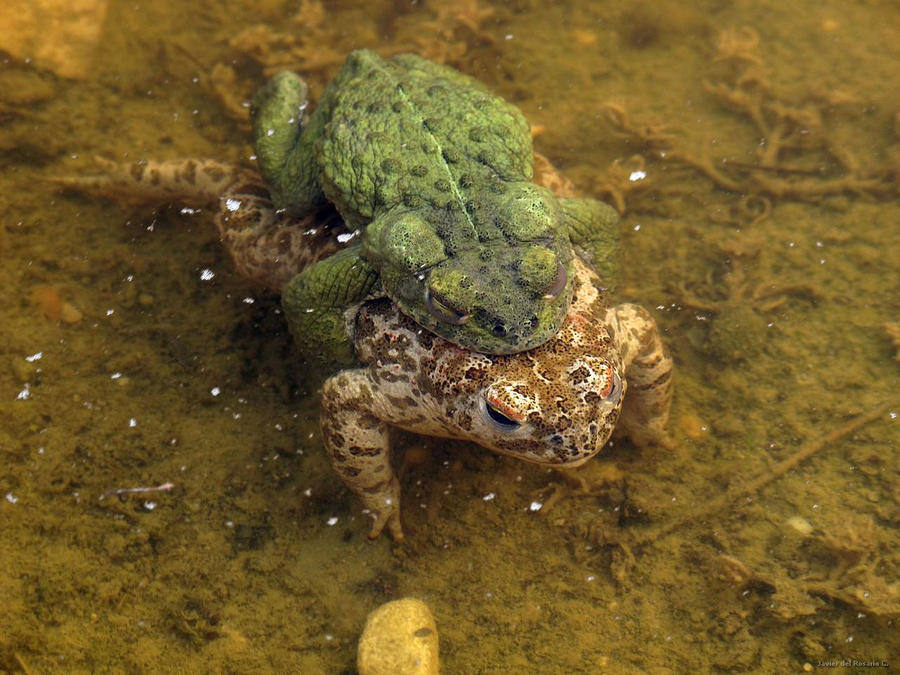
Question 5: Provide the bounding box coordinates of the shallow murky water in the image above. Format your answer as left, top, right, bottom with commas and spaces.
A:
1, 1, 898, 672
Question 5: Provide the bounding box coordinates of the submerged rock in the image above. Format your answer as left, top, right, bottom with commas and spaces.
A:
0, 0, 110, 79
357, 598, 439, 675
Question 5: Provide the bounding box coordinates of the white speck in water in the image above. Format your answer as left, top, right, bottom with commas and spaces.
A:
111, 372, 122, 379
324, 633, 333, 641
633, 224, 641, 231
5, 492, 19, 504
811, 503, 820, 510
629, 170, 647, 182
225, 520, 234, 527
819, 258, 826, 265
504, 33, 514, 40
232, 412, 241, 420
483, 492, 495, 501
242, 297, 255, 304
337, 230, 360, 243
129, 418, 137, 428
529, 501, 543, 512
587, 575, 595, 582
275, 423, 283, 431
25, 352, 43, 362
846, 636, 853, 643
326, 516, 339, 526
889, 411, 897, 420
210, 387, 221, 396
106, 309, 115, 316
266, 128, 275, 137
200, 268, 215, 281
303, 488, 312, 497
16, 384, 31, 400
225, 198, 241, 212
144, 501, 156, 511
180, 207, 198, 215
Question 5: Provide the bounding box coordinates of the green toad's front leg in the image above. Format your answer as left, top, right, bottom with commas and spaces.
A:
560, 198, 621, 292
281, 243, 380, 371
320, 369, 404, 540
606, 303, 674, 449
250, 71, 331, 215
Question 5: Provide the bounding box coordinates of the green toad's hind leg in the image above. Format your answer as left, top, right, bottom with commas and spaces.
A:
320, 369, 404, 540
251, 71, 330, 215
606, 303, 674, 449
281, 243, 380, 371
560, 198, 621, 293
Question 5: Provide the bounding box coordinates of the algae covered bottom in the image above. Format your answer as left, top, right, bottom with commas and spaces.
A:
1, 0, 898, 672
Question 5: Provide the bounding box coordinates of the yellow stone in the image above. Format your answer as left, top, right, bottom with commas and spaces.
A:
0, 0, 110, 79
786, 515, 814, 536
679, 412, 709, 440
60, 302, 83, 324
358, 598, 439, 675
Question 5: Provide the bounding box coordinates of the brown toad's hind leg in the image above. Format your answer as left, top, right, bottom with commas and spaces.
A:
54, 158, 348, 292
52, 157, 249, 207
607, 303, 674, 449
320, 370, 404, 541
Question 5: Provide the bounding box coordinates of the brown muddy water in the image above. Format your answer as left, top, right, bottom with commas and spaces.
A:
1, 1, 898, 672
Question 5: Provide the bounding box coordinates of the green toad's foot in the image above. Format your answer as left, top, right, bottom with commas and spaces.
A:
561, 198, 622, 293
281, 243, 380, 370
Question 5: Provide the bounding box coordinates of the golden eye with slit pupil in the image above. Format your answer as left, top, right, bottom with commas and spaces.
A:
424, 287, 470, 325
542, 260, 568, 299
603, 371, 623, 404
482, 398, 522, 431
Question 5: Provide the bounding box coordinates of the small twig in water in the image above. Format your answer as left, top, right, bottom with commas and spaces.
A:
629, 398, 897, 550
100, 481, 175, 500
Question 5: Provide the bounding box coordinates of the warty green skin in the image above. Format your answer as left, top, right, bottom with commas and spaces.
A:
253, 49, 619, 361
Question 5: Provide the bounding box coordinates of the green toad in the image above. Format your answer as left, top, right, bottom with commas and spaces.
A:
252, 49, 619, 365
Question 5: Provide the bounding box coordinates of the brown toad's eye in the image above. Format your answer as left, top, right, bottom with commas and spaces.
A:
604, 371, 623, 404
481, 396, 523, 431
425, 287, 470, 325
542, 260, 567, 299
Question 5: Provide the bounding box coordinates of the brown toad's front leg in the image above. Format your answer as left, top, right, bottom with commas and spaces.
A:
320, 370, 403, 540
606, 303, 674, 449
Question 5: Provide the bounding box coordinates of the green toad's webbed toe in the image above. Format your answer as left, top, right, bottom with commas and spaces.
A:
560, 198, 622, 293
281, 243, 380, 372
251, 71, 327, 215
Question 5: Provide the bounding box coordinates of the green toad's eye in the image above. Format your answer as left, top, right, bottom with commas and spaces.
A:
542, 260, 568, 299
424, 287, 470, 325
481, 397, 522, 431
